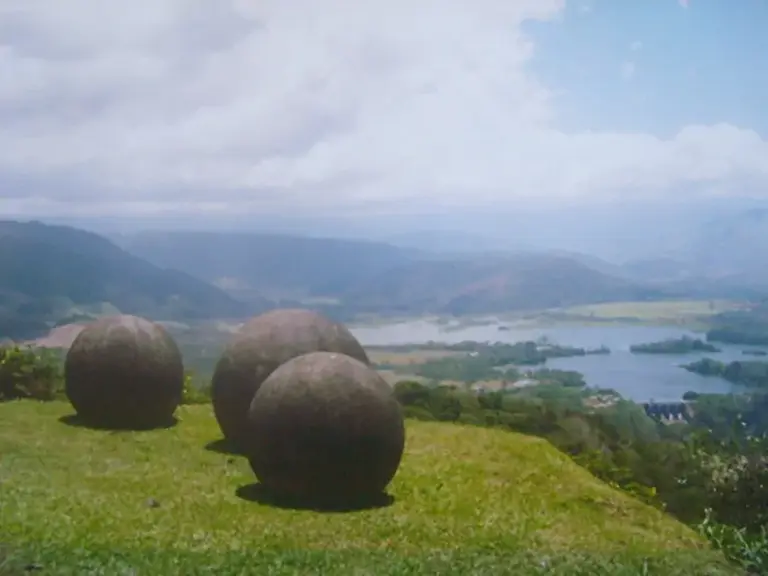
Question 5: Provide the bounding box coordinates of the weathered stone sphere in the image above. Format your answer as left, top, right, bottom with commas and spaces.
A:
64, 315, 184, 430
246, 351, 405, 503
211, 308, 369, 450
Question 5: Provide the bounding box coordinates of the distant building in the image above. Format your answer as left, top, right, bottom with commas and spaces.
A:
511, 379, 538, 388
642, 401, 692, 423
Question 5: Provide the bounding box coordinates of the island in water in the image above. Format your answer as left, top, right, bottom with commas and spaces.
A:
682, 358, 768, 389
742, 349, 767, 357
630, 335, 720, 355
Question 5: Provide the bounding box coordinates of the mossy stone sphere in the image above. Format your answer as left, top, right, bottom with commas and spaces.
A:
246, 351, 405, 503
64, 315, 184, 429
211, 309, 369, 449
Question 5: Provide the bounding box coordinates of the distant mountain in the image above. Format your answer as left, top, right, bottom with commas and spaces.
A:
383, 230, 529, 254
681, 208, 768, 287
0, 221, 253, 339
617, 257, 695, 282
117, 230, 422, 302
340, 253, 671, 315
600, 208, 768, 299
119, 230, 706, 316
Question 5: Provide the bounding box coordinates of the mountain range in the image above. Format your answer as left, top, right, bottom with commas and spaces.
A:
0, 221, 253, 339
116, 230, 674, 314
3, 209, 768, 340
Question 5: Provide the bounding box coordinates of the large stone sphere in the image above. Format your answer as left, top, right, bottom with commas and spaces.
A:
246, 351, 405, 503
211, 308, 369, 449
64, 315, 184, 430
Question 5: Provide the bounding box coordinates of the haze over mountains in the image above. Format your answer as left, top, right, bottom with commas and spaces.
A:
3, 199, 768, 341
118, 230, 668, 314
114, 201, 768, 290
0, 220, 650, 339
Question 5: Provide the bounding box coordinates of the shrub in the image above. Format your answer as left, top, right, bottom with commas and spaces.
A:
699, 509, 768, 575
403, 405, 437, 421
181, 371, 212, 405
0, 344, 64, 401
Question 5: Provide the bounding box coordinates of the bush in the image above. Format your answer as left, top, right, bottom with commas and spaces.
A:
699, 509, 768, 575
0, 344, 64, 401
403, 405, 437, 421
181, 371, 212, 405
692, 434, 768, 534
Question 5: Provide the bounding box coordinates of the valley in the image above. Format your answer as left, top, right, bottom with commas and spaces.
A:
19, 300, 759, 406
3, 219, 766, 344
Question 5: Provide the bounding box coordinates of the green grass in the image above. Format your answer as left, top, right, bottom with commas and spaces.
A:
557, 300, 739, 322
0, 402, 737, 575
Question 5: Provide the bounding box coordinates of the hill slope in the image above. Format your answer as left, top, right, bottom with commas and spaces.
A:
120, 231, 668, 315
684, 208, 768, 287
344, 254, 670, 315
0, 221, 254, 339
117, 230, 421, 302
0, 402, 734, 575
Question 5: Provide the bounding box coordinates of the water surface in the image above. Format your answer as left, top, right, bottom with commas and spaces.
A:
351, 321, 759, 402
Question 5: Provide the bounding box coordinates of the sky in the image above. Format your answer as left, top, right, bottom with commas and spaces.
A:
1, 0, 767, 229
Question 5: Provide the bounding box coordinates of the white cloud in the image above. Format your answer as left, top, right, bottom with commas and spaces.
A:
630, 41, 643, 52
0, 0, 766, 219
620, 61, 636, 81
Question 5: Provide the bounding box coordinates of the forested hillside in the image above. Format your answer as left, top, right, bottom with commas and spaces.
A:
0, 221, 254, 339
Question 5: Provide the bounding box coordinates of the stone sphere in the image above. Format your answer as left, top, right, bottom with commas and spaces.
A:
64, 315, 184, 430
211, 308, 369, 450
246, 351, 405, 503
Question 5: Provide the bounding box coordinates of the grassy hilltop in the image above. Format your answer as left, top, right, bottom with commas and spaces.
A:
0, 402, 735, 575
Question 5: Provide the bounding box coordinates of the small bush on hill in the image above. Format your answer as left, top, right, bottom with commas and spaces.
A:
181, 371, 212, 405
0, 344, 63, 401
699, 510, 768, 575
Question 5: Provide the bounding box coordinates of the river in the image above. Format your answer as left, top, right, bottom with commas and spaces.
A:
350, 320, 762, 403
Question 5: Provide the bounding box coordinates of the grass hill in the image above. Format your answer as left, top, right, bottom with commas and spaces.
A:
119, 231, 669, 315
0, 221, 255, 339
0, 402, 734, 575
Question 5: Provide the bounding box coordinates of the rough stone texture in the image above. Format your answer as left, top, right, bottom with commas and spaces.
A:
246, 351, 405, 502
64, 315, 184, 429
211, 308, 369, 449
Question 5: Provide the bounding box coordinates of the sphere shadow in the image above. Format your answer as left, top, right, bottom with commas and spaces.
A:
58, 414, 178, 432
204, 438, 245, 456
235, 483, 395, 513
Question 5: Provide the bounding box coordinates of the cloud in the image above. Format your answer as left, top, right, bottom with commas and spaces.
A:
630, 41, 643, 52
0, 0, 767, 220
679, 0, 689, 7
620, 61, 636, 81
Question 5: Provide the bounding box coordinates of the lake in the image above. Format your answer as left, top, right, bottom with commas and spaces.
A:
350, 320, 762, 403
